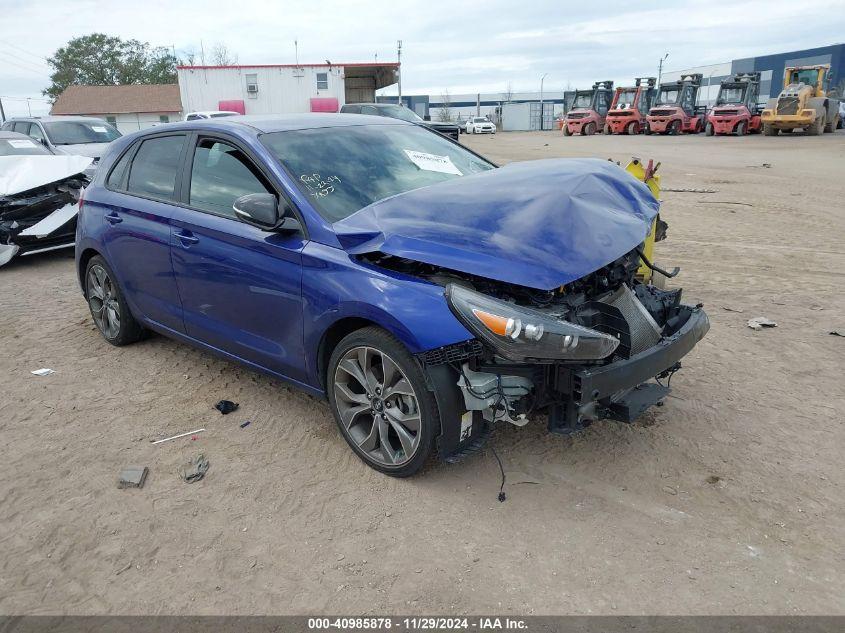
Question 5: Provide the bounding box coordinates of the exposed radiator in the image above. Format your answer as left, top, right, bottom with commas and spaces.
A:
601, 285, 662, 355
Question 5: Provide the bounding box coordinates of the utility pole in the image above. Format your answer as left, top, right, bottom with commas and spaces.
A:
0, 96, 6, 123
26, 98, 31, 116
397, 40, 402, 106
539, 73, 548, 131
657, 53, 669, 88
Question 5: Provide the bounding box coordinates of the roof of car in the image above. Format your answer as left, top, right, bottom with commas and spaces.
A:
344, 103, 399, 108
177, 113, 412, 133
4, 115, 109, 123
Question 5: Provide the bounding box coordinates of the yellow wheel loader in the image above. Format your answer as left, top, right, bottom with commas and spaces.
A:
761, 64, 841, 135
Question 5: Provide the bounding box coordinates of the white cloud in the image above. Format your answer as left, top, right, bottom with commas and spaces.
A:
0, 0, 842, 116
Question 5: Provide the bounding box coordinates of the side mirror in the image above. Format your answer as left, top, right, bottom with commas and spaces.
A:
233, 193, 280, 230
233, 193, 302, 233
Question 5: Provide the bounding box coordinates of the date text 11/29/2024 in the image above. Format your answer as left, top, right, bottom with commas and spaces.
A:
308, 617, 528, 630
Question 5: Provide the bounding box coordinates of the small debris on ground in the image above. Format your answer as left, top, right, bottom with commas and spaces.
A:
699, 201, 754, 207
181, 454, 210, 483
663, 187, 717, 193
239, 420, 251, 428
706, 475, 721, 485
31, 368, 55, 376
117, 466, 148, 489
829, 331, 844, 337
722, 306, 744, 313
747, 317, 778, 331
151, 428, 206, 444
215, 400, 239, 415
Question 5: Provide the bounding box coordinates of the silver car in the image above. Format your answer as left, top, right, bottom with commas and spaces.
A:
0, 115, 121, 161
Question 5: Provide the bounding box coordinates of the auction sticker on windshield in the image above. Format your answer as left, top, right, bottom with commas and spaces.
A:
403, 149, 462, 176
91, 126, 108, 133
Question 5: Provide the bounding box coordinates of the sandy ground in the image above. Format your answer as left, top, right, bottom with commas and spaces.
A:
1, 129, 844, 616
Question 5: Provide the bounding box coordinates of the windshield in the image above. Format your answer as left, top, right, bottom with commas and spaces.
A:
717, 86, 746, 105
572, 93, 592, 108
788, 69, 820, 88
614, 89, 636, 108
0, 137, 52, 156
472, 118, 488, 123
380, 106, 423, 123
656, 88, 680, 105
262, 124, 495, 222
43, 120, 121, 145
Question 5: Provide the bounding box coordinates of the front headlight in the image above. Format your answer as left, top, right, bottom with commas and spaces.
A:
445, 284, 620, 362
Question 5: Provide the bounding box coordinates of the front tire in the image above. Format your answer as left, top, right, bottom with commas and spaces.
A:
327, 327, 438, 477
763, 123, 777, 136
705, 122, 714, 136
583, 122, 596, 135
85, 255, 144, 346
563, 125, 572, 136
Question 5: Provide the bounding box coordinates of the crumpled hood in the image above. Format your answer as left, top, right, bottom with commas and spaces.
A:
54, 142, 110, 160
334, 158, 659, 290
0, 155, 93, 196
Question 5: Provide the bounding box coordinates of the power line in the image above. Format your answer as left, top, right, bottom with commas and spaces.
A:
0, 46, 51, 71
0, 95, 51, 102
0, 39, 49, 63
0, 53, 51, 78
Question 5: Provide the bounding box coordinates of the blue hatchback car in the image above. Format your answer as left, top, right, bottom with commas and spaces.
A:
76, 114, 708, 476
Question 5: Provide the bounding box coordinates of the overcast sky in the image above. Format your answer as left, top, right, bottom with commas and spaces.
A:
1, 0, 843, 116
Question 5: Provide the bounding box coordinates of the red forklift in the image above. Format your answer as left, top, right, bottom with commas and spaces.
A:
705, 72, 763, 135
604, 77, 657, 135
646, 73, 705, 135
562, 81, 614, 136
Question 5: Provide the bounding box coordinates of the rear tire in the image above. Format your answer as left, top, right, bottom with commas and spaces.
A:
583, 122, 596, 135
643, 123, 651, 135
807, 117, 823, 136
563, 125, 571, 136
763, 124, 777, 136
705, 122, 714, 136
626, 121, 638, 135
735, 120, 747, 136
327, 327, 438, 477
824, 115, 836, 133
668, 120, 681, 135
85, 255, 144, 346
603, 124, 611, 135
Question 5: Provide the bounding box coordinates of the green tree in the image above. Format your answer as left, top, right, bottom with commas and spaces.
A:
44, 33, 177, 101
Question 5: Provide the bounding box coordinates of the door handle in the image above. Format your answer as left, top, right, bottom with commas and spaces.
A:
176, 231, 199, 245
104, 212, 123, 224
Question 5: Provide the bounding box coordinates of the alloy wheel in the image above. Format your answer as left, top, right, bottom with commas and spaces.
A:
87, 264, 121, 339
333, 346, 421, 467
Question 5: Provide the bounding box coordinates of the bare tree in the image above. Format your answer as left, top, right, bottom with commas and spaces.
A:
180, 47, 197, 67
437, 89, 453, 122
501, 81, 514, 103
211, 43, 238, 66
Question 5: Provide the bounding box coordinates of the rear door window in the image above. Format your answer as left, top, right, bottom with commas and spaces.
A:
188, 138, 272, 218
126, 135, 185, 200
27, 123, 45, 143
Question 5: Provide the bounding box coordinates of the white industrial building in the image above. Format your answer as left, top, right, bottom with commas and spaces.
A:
177, 62, 399, 115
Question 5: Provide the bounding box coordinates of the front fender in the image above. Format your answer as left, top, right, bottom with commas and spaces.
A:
301, 241, 474, 388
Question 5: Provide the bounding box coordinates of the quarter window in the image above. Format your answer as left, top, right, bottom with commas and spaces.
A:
316, 72, 329, 90
27, 123, 45, 143
189, 138, 271, 218
126, 135, 185, 200
107, 148, 134, 189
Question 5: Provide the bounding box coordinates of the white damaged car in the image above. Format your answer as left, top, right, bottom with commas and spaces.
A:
0, 131, 92, 266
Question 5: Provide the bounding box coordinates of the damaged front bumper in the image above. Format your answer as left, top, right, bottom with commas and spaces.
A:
549, 303, 709, 433
426, 300, 709, 459
0, 155, 92, 267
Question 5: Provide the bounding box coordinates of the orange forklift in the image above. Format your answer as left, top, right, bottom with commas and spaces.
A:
646, 73, 705, 135
705, 72, 763, 135
604, 77, 657, 135
562, 81, 614, 136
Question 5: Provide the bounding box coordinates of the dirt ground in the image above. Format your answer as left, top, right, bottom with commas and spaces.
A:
1, 129, 843, 616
